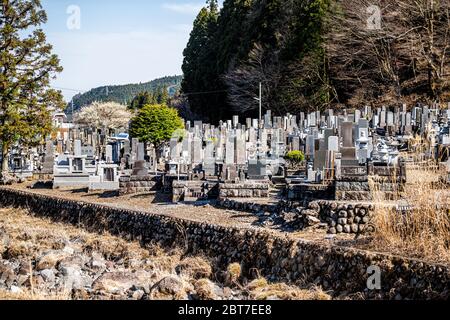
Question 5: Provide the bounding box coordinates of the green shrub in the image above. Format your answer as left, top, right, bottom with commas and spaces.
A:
285, 150, 305, 164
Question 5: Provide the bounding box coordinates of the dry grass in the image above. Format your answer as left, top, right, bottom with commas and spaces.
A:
368, 159, 450, 264
1, 208, 334, 300
0, 289, 70, 300
227, 263, 241, 280
0, 207, 157, 264
193, 279, 217, 300
245, 279, 331, 300
175, 257, 212, 279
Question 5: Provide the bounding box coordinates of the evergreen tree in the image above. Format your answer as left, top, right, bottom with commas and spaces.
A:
129, 91, 154, 111
155, 86, 169, 105
181, 1, 219, 121
0, 0, 64, 175
182, 0, 332, 120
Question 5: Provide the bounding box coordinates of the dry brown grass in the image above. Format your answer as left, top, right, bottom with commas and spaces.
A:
193, 279, 217, 300
245, 279, 331, 300
0, 289, 70, 300
1, 208, 335, 300
175, 256, 212, 279
368, 159, 450, 264
0, 207, 159, 263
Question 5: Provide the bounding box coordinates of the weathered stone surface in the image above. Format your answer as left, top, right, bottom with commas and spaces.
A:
151, 275, 184, 295
40, 269, 56, 283
93, 271, 152, 294
59, 265, 83, 291
36, 251, 70, 271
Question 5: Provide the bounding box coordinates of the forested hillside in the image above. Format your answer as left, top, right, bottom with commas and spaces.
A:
182, 0, 450, 123
66, 75, 182, 114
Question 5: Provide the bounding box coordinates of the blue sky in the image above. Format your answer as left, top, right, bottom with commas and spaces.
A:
40, 0, 222, 101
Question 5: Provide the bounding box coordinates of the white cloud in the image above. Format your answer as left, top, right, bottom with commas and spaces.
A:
162, 3, 204, 15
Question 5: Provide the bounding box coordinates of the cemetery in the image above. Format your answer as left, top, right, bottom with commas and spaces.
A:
2, 0, 450, 303
1, 103, 450, 232
1, 103, 450, 300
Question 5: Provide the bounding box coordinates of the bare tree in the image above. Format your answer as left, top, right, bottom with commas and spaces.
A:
397, 0, 450, 102
224, 43, 285, 115
326, 0, 450, 107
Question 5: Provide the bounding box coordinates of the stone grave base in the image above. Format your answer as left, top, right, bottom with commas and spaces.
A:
53, 174, 90, 189
287, 183, 335, 202
119, 175, 161, 195
219, 182, 270, 198
89, 181, 120, 192
172, 180, 219, 202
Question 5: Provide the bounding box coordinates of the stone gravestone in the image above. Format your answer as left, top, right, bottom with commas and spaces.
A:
131, 143, 148, 176
292, 136, 300, 151
225, 133, 235, 165
235, 129, 246, 165
305, 135, 315, 158
191, 136, 202, 166
105, 145, 113, 163
41, 140, 55, 174
328, 136, 339, 153
182, 134, 192, 163
405, 113, 412, 134
74, 140, 82, 157
340, 122, 357, 166
170, 138, 179, 161
203, 140, 216, 176
248, 159, 267, 180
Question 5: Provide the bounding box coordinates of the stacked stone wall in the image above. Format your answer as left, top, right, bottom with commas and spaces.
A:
0, 188, 448, 299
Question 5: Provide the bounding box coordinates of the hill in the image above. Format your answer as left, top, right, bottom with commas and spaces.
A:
66, 75, 183, 114
182, 0, 450, 123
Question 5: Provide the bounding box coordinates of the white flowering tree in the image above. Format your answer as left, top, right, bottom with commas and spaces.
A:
74, 102, 131, 132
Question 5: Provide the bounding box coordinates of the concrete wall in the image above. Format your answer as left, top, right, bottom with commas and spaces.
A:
0, 188, 448, 299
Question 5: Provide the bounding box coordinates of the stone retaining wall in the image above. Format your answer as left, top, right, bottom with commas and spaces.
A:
0, 188, 448, 299
219, 183, 269, 198
172, 181, 218, 202
119, 175, 160, 195
216, 198, 279, 214
287, 184, 334, 203
311, 201, 375, 234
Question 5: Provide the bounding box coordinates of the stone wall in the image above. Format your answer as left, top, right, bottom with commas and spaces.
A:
287, 183, 335, 203
172, 181, 218, 202
216, 198, 279, 214
0, 188, 448, 300
219, 183, 269, 198
119, 175, 161, 195
335, 178, 372, 201
311, 201, 375, 235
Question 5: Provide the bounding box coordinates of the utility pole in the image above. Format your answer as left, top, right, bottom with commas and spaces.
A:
254, 82, 262, 128
259, 82, 262, 125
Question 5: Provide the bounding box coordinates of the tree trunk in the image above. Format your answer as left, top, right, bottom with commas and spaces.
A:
1, 143, 9, 174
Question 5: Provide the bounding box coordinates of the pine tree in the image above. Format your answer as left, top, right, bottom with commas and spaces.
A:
129, 91, 153, 111
0, 0, 64, 175
156, 87, 169, 105
181, 1, 219, 121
